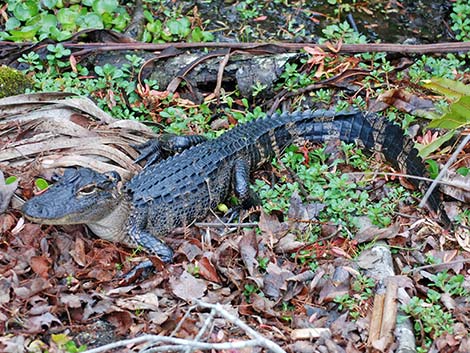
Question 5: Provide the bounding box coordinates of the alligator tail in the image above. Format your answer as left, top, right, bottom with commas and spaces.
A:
273, 110, 450, 226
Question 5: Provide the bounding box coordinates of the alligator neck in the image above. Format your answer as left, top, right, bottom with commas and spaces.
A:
87, 196, 132, 245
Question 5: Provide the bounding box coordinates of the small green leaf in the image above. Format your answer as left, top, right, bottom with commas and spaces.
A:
40, 14, 58, 30
167, 19, 182, 35
51, 333, 70, 346
426, 160, 439, 179
50, 27, 72, 41
143, 10, 154, 23
217, 203, 229, 213
35, 178, 49, 191
5, 176, 18, 185
92, 0, 118, 15
42, 0, 58, 9
457, 167, 469, 177
9, 26, 39, 40
77, 13, 104, 29
5, 17, 21, 31
191, 27, 203, 42
12, 1, 40, 22
58, 8, 79, 30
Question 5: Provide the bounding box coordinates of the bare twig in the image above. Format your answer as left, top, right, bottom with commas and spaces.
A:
169, 305, 197, 337
195, 301, 286, 353
346, 171, 469, 190
183, 308, 216, 353
83, 336, 263, 353
411, 258, 470, 273
194, 221, 258, 228
82, 301, 286, 353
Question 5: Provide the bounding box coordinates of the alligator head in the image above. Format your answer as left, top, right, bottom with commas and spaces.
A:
23, 168, 123, 225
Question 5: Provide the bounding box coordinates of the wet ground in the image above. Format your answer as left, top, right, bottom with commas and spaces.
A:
193, 0, 453, 43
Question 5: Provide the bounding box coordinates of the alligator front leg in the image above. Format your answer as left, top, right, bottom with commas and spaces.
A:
133, 134, 207, 167
121, 214, 173, 281
127, 212, 174, 263
233, 159, 260, 209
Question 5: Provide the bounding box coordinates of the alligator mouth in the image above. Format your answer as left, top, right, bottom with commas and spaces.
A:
23, 212, 73, 225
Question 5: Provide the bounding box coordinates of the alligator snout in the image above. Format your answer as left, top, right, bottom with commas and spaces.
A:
22, 198, 49, 220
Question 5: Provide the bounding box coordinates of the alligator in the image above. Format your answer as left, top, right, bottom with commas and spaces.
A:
22, 110, 450, 264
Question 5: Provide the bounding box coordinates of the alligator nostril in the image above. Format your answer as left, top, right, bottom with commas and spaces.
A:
23, 200, 41, 215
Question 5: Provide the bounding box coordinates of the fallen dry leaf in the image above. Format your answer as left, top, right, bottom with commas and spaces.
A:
25, 313, 62, 334
105, 311, 133, 335
198, 256, 222, 283
263, 262, 294, 300
116, 293, 160, 311
238, 229, 258, 277
258, 210, 288, 247
170, 270, 207, 302
29, 256, 51, 279
317, 266, 351, 304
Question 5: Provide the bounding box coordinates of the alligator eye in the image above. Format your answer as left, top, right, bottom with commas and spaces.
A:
78, 185, 97, 196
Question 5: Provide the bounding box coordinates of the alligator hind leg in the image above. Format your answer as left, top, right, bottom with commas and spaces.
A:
133, 134, 207, 167
233, 159, 260, 209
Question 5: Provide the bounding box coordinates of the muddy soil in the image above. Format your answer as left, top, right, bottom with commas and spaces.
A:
188, 0, 453, 43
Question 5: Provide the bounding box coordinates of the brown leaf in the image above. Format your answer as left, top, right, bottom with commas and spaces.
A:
0, 213, 16, 234
116, 293, 159, 311
355, 217, 400, 243
318, 267, 350, 304
70, 238, 87, 267
376, 89, 434, 115
330, 312, 357, 338
60, 294, 86, 309
288, 340, 317, 353
251, 294, 279, 318
105, 311, 133, 335
258, 211, 289, 247
288, 192, 323, 229
170, 270, 207, 302
238, 229, 258, 277
440, 169, 470, 202
263, 262, 294, 300
177, 242, 203, 262
0, 334, 26, 352
16, 223, 42, 247
198, 256, 221, 283
14, 278, 51, 300
148, 311, 169, 325
30, 256, 51, 279
275, 232, 305, 253
25, 313, 62, 333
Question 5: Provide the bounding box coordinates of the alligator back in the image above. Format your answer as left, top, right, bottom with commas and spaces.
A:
126, 110, 447, 236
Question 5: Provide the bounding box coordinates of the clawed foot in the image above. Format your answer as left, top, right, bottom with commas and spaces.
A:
132, 139, 163, 168
119, 259, 155, 284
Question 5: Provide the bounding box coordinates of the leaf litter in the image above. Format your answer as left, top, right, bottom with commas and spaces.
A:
0, 86, 469, 353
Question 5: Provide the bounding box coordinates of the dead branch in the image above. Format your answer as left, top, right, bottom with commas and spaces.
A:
81, 301, 286, 353
82, 336, 262, 353
3, 41, 468, 54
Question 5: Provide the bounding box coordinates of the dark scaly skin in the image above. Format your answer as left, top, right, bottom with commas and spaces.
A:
22, 110, 449, 262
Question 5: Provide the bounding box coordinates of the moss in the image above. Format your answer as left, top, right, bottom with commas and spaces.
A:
0, 65, 33, 98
